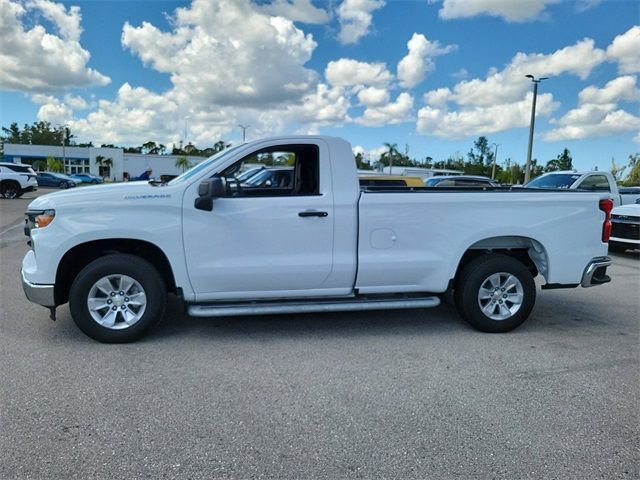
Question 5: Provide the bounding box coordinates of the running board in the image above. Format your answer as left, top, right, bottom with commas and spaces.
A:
187, 296, 441, 318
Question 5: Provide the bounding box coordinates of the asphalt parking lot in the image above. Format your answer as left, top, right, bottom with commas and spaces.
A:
1, 189, 638, 479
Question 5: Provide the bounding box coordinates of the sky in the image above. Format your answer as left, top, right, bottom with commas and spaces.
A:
0, 0, 639, 171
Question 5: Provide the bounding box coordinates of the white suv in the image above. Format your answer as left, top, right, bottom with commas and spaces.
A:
0, 162, 38, 198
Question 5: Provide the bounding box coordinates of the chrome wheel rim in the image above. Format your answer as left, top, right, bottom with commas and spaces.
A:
477, 272, 524, 321
87, 274, 147, 330
3, 185, 18, 198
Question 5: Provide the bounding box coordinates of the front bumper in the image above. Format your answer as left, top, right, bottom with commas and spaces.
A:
581, 256, 612, 288
21, 269, 55, 307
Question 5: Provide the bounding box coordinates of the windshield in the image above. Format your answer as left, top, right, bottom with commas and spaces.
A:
425, 178, 441, 186
168, 145, 243, 185
526, 173, 580, 189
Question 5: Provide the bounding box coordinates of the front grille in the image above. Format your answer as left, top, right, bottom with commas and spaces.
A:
611, 221, 640, 240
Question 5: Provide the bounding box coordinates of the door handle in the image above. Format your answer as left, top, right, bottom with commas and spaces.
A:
298, 210, 328, 218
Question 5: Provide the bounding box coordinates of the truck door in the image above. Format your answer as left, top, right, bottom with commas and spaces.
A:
182, 141, 339, 301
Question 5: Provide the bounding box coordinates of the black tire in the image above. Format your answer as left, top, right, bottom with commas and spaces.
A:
60, 181, 69, 189
69, 254, 167, 343
455, 254, 536, 333
91, 180, 98, 184
608, 241, 628, 253
1, 181, 21, 199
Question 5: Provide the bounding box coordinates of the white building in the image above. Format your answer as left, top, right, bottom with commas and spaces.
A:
2, 143, 204, 181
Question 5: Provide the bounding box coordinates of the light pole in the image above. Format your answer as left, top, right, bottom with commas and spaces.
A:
184, 116, 190, 146
238, 124, 250, 142
524, 75, 548, 184
491, 143, 499, 180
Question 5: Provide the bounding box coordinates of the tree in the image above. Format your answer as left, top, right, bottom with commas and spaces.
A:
46, 156, 64, 173
381, 142, 399, 173
621, 153, 640, 186
96, 155, 112, 177
545, 148, 573, 172
175, 156, 193, 172
610, 157, 626, 183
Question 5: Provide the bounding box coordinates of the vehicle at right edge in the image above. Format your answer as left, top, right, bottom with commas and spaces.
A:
609, 200, 640, 253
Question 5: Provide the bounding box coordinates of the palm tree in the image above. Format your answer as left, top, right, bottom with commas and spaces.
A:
175, 156, 193, 172
383, 142, 399, 175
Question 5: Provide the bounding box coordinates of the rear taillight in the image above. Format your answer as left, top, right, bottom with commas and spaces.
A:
599, 199, 613, 242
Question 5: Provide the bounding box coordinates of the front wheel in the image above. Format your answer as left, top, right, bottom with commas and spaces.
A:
59, 181, 69, 189
69, 254, 167, 342
455, 254, 536, 333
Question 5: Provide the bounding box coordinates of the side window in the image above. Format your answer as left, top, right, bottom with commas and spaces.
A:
219, 144, 319, 197
579, 175, 610, 192
435, 179, 456, 187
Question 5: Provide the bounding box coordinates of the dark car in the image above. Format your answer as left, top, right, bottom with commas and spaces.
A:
425, 175, 500, 187
242, 167, 294, 188
70, 173, 103, 184
36, 172, 79, 189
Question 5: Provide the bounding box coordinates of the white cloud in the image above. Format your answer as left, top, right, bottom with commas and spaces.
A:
443, 38, 606, 109
325, 58, 393, 87
356, 92, 414, 127
424, 87, 452, 107
353, 144, 388, 162
357, 86, 389, 107
416, 37, 608, 139
31, 94, 73, 124
397, 33, 456, 88
606, 26, 640, 74
122, 0, 318, 107
578, 75, 639, 105
63, 94, 88, 110
544, 108, 640, 141
417, 92, 558, 139
0, 0, 110, 92
336, 0, 385, 44
544, 76, 640, 141
257, 0, 329, 24
437, 0, 560, 22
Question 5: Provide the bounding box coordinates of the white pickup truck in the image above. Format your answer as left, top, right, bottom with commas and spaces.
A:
22, 136, 614, 342
525, 170, 640, 205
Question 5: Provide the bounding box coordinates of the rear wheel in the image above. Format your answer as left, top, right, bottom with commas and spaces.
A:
69, 254, 167, 343
455, 254, 536, 333
1, 181, 20, 199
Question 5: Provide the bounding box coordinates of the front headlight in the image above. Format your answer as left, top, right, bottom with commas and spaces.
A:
25, 209, 55, 235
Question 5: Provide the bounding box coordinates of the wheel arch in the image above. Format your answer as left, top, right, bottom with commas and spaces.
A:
55, 238, 176, 305
454, 235, 549, 285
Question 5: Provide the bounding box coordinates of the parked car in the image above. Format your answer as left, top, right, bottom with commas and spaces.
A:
70, 173, 103, 184
242, 167, 294, 188
609, 201, 640, 253
36, 172, 80, 189
525, 171, 638, 205
22, 135, 613, 343
236, 166, 266, 182
359, 175, 424, 187
425, 175, 500, 187
0, 162, 38, 198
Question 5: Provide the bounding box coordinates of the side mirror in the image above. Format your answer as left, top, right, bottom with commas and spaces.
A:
195, 177, 225, 211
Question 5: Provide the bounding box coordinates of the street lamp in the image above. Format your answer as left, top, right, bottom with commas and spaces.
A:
491, 143, 499, 180
524, 75, 548, 184
238, 124, 250, 142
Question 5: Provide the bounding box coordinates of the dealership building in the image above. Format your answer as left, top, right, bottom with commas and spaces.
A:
2, 143, 205, 181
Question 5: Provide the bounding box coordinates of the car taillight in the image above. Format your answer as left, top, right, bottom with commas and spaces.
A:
599, 199, 613, 242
